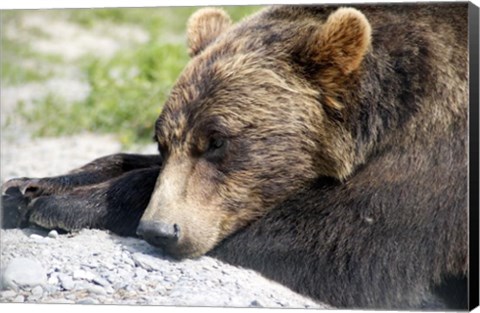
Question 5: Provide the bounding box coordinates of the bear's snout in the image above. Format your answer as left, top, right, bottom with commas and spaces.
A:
137, 220, 180, 249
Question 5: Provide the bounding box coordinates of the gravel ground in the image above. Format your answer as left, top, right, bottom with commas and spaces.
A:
0, 228, 323, 308
0, 135, 329, 309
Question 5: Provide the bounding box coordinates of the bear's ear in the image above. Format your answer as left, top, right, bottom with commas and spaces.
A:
187, 8, 232, 57
312, 7, 372, 75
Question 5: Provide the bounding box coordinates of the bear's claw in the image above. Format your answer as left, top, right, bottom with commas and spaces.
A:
2, 178, 51, 198
1, 177, 30, 196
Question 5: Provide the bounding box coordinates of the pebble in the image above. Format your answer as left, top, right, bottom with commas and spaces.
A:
134, 267, 148, 280
31, 285, 44, 297
112, 281, 128, 290
0, 290, 17, 299
58, 274, 75, 290
12, 295, 25, 303
105, 274, 116, 284
29, 234, 44, 240
87, 284, 107, 296
81, 262, 98, 269
2, 257, 47, 290
131, 253, 162, 271
154, 284, 167, 294
73, 269, 96, 281
92, 277, 109, 287
27, 294, 41, 302
250, 299, 263, 307
48, 274, 59, 285
44, 284, 59, 294
121, 252, 135, 267
276, 300, 287, 307
98, 260, 115, 271
29, 234, 51, 244
164, 275, 179, 283
65, 294, 77, 300
48, 230, 59, 238
13, 295, 25, 303
76, 297, 98, 304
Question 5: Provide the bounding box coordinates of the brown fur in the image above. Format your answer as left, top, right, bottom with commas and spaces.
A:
187, 8, 232, 57
140, 4, 468, 263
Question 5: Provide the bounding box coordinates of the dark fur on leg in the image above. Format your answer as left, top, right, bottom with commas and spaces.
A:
1, 153, 161, 231
1, 153, 161, 197
26, 168, 159, 236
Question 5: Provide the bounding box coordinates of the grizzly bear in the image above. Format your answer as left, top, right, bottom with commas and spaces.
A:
1, 3, 473, 310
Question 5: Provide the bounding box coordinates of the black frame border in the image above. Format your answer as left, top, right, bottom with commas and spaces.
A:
469, 1, 480, 310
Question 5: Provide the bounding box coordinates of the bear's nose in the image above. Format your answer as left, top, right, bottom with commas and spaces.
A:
136, 220, 180, 248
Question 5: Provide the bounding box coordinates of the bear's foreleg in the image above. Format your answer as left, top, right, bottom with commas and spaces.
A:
1, 153, 161, 232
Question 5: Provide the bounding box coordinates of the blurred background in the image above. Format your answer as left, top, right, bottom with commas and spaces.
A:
0, 6, 262, 147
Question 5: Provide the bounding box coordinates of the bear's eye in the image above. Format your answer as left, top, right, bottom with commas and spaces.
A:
208, 138, 225, 151
205, 137, 228, 162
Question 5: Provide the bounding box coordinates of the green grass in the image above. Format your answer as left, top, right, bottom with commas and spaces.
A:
2, 6, 263, 146
17, 41, 189, 145
1, 60, 51, 85
0, 35, 57, 85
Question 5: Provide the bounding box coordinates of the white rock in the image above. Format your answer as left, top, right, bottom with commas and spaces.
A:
0, 290, 17, 299
134, 267, 148, 279
31, 285, 44, 297
44, 284, 59, 294
2, 258, 47, 290
47, 275, 59, 285
131, 253, 162, 271
47, 230, 59, 238
58, 275, 75, 290
76, 297, 98, 304
73, 269, 96, 281
13, 295, 25, 303
92, 277, 109, 287
87, 284, 107, 296
29, 234, 50, 243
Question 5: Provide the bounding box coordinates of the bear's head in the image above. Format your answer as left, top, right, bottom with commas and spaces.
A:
138, 6, 372, 258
